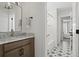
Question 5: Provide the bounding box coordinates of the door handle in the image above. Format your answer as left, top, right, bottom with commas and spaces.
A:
18, 48, 24, 56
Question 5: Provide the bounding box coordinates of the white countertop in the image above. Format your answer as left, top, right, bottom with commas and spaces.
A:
0, 33, 34, 44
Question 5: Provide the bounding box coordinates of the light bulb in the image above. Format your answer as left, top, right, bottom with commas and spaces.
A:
8, 2, 11, 6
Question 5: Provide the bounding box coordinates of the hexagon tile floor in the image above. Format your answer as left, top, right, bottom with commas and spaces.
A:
47, 47, 72, 57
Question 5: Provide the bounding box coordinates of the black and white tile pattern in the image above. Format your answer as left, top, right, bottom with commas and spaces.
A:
47, 47, 71, 57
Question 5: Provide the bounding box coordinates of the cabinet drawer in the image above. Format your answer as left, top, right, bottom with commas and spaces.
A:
4, 38, 34, 52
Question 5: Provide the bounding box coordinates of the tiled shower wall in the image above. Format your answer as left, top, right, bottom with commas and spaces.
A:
47, 8, 57, 51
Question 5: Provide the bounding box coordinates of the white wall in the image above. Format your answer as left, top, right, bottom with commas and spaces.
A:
72, 3, 78, 56
77, 2, 79, 56
73, 2, 79, 56
47, 2, 72, 9
22, 2, 46, 57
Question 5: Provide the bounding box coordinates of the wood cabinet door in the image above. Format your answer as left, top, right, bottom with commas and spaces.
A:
4, 47, 22, 57
23, 43, 34, 57
0, 45, 3, 57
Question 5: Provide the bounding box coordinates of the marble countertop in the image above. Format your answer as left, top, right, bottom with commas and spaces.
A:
0, 33, 34, 45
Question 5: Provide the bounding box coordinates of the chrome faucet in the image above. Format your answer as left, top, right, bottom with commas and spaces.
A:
10, 29, 14, 36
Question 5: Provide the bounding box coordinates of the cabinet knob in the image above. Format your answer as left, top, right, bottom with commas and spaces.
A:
18, 48, 24, 56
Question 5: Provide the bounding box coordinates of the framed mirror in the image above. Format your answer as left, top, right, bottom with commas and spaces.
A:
0, 2, 22, 32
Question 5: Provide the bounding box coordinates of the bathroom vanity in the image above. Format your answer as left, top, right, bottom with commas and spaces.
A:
0, 34, 34, 57
0, 2, 35, 57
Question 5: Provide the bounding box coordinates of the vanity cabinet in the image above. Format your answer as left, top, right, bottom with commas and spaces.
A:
4, 43, 34, 57
0, 37, 34, 57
